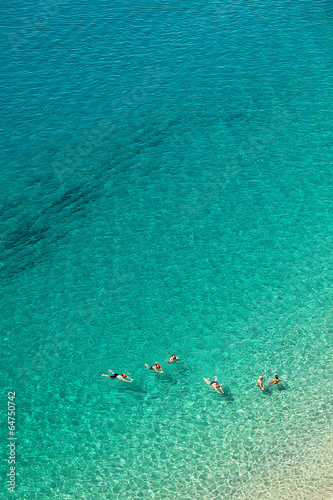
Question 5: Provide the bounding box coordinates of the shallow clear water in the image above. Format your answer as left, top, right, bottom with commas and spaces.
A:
1, 0, 333, 498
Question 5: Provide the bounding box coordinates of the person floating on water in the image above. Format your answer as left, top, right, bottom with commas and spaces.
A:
167, 354, 180, 364
203, 376, 224, 394
145, 362, 163, 373
101, 370, 133, 382
269, 375, 282, 385
256, 374, 266, 391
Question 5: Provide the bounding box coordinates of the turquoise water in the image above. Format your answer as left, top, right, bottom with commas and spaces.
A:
1, 0, 333, 498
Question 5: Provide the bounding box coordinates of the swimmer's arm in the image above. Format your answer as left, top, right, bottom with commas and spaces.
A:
122, 378, 132, 382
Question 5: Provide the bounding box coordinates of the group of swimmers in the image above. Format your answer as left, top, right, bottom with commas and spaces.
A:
101, 354, 180, 382
256, 374, 282, 390
102, 354, 283, 394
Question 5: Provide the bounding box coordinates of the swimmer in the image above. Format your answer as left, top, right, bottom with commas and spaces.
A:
101, 370, 133, 382
269, 375, 282, 385
167, 354, 180, 364
256, 374, 266, 391
203, 376, 224, 394
145, 362, 163, 373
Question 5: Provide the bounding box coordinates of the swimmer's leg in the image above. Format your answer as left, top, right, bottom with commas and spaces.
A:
203, 378, 211, 386
145, 364, 151, 370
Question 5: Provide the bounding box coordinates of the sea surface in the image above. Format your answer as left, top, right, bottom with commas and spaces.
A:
1, 0, 333, 498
